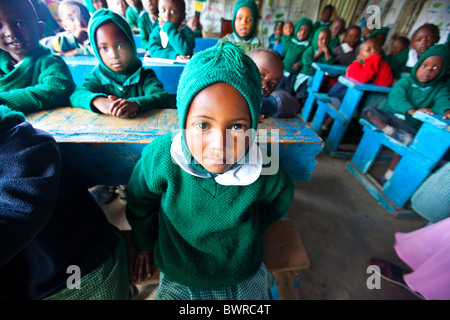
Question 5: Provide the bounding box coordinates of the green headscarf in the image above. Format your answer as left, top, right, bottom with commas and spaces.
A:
411, 44, 450, 88
88, 9, 141, 84
294, 17, 313, 41
232, 0, 259, 41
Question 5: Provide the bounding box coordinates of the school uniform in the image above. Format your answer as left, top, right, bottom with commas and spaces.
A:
333, 42, 356, 66
40, 31, 95, 56
70, 9, 170, 112
0, 45, 75, 114
148, 22, 195, 59
125, 6, 140, 30
385, 47, 418, 80
138, 11, 158, 51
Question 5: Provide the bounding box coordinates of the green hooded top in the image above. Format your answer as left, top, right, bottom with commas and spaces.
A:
219, 0, 263, 53
281, 17, 313, 73
383, 44, 450, 129
70, 9, 170, 112
300, 26, 335, 76
125, 42, 294, 290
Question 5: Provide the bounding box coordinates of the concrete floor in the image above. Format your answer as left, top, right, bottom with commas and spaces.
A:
102, 149, 429, 300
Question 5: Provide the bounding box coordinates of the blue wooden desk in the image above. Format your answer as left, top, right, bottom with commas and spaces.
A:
301, 63, 347, 122
346, 112, 450, 217
62, 56, 185, 95
26, 107, 323, 185
312, 76, 392, 158
194, 37, 219, 52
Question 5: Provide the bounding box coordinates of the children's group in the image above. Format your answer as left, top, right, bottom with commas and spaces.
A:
1, 0, 449, 301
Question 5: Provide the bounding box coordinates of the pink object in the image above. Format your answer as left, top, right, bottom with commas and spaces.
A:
394, 217, 450, 300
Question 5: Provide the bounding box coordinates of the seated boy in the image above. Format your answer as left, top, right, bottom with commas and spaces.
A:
0, 0, 75, 114
364, 44, 450, 184
125, 0, 144, 33
313, 4, 335, 32
148, 0, 194, 61
388, 35, 410, 57
187, 15, 203, 38
328, 17, 346, 50
219, 0, 263, 53
85, 0, 109, 13
386, 24, 440, 80
40, 1, 94, 56
107, 0, 129, 17
70, 8, 170, 117
248, 48, 300, 118
333, 25, 361, 66
139, 0, 159, 53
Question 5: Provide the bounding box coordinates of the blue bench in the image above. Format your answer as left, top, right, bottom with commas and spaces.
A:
301, 63, 347, 122
311, 76, 392, 158
62, 56, 185, 95
346, 112, 450, 217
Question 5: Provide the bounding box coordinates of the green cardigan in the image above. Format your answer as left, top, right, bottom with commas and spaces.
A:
125, 133, 294, 290
0, 45, 75, 114
148, 23, 195, 59
69, 66, 170, 112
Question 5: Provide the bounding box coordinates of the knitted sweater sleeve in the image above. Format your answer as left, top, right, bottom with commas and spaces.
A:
0, 121, 61, 269
69, 68, 108, 111
163, 23, 195, 56
383, 77, 415, 115
0, 55, 75, 114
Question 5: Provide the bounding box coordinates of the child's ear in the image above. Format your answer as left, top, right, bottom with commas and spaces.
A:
38, 21, 45, 39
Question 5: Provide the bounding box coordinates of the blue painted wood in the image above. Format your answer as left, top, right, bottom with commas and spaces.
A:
347, 112, 450, 214
301, 63, 347, 122
194, 37, 219, 52
62, 56, 185, 94
27, 108, 324, 185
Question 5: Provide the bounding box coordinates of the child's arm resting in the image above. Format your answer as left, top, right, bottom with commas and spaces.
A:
163, 22, 195, 56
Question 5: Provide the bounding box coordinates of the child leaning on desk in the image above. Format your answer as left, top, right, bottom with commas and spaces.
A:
70, 9, 170, 118
364, 44, 450, 185
0, 0, 75, 114
125, 42, 294, 300
147, 0, 194, 61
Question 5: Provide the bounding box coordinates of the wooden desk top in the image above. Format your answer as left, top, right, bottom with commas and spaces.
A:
338, 76, 392, 93
312, 62, 347, 76
27, 107, 322, 145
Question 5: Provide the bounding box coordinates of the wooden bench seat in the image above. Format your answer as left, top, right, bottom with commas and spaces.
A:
120, 219, 310, 300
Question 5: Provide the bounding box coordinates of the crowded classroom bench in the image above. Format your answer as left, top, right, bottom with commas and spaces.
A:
346, 112, 450, 217
26, 106, 321, 300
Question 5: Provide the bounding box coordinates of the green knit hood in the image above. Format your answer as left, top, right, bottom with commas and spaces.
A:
232, 0, 259, 41
176, 41, 262, 171
411, 44, 449, 88
294, 17, 313, 41
0, 105, 25, 132
312, 26, 331, 50
369, 26, 390, 41
88, 9, 141, 82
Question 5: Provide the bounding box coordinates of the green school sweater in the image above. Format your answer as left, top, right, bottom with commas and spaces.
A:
300, 45, 335, 76
282, 39, 310, 73
219, 33, 263, 54
125, 133, 295, 289
385, 48, 412, 80
0, 45, 75, 114
148, 23, 195, 59
138, 12, 158, 51
69, 66, 170, 112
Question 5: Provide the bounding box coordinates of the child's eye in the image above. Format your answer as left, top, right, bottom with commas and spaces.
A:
16, 21, 27, 28
432, 66, 440, 71
246, 18, 252, 22
194, 122, 209, 131
231, 124, 246, 132
170, 9, 176, 15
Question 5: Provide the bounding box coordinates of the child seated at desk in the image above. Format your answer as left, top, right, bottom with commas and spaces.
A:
333, 25, 361, 66
107, 0, 129, 17
139, 0, 159, 53
268, 20, 283, 51
280, 21, 294, 47
248, 48, 300, 118
0, 104, 130, 300
388, 35, 410, 57
313, 4, 335, 32
279, 17, 313, 97
187, 15, 203, 38
126, 41, 294, 300
386, 23, 440, 80
125, 0, 144, 34
0, 0, 75, 114
219, 0, 263, 53
318, 39, 393, 137
329, 17, 346, 51
148, 0, 194, 61
364, 44, 450, 184
40, 1, 95, 56
70, 9, 170, 117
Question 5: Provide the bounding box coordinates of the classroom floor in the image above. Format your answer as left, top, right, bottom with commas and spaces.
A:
101, 147, 429, 300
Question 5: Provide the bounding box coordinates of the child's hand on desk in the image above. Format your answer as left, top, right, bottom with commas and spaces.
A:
130, 250, 154, 283
108, 95, 140, 118
444, 110, 450, 119
176, 55, 191, 62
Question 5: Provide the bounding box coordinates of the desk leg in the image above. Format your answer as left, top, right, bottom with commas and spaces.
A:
301, 71, 324, 122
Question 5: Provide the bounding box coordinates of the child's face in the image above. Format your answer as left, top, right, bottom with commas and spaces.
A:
357, 39, 380, 61
274, 24, 283, 37
252, 52, 284, 97
283, 23, 293, 36
321, 7, 332, 22
108, 0, 128, 17
159, 0, 184, 28
0, 1, 43, 62
344, 28, 360, 48
187, 16, 199, 30
330, 20, 344, 38
415, 55, 443, 83
92, 0, 108, 11
60, 4, 90, 34
234, 6, 252, 38
96, 22, 134, 72
317, 29, 330, 47
185, 82, 252, 174
390, 39, 407, 56
411, 28, 440, 56
296, 24, 309, 41
142, 0, 158, 16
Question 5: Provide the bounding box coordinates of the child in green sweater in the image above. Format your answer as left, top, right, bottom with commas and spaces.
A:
125, 0, 144, 33
139, 0, 159, 54
148, 0, 194, 61
126, 41, 295, 300
70, 9, 169, 117
219, 0, 263, 53
0, 0, 75, 114
364, 44, 450, 184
